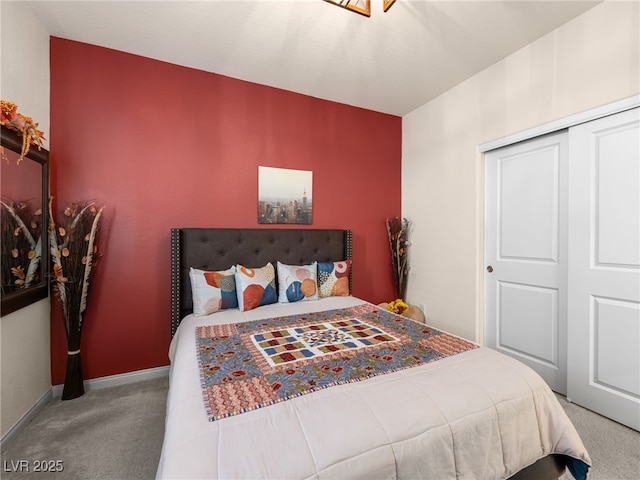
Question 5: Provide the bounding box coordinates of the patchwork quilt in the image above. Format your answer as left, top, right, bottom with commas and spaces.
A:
196, 303, 477, 421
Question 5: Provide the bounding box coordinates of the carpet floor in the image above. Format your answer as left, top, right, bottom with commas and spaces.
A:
1, 376, 638, 479
1, 376, 168, 479
556, 394, 639, 480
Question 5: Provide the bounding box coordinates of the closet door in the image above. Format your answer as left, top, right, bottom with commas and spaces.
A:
567, 107, 640, 431
485, 131, 568, 394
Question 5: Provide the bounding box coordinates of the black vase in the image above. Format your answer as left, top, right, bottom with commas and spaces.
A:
61, 351, 84, 400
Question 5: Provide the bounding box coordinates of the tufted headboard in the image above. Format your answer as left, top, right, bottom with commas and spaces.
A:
170, 228, 353, 336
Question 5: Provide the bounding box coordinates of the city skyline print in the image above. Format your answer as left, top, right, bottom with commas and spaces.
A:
258, 166, 313, 224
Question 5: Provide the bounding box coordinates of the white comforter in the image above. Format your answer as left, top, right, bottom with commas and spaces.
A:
156, 297, 590, 479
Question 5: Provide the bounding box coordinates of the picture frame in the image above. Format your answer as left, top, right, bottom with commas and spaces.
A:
258, 166, 313, 225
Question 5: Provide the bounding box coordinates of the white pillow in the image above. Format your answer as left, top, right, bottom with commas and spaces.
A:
235, 263, 277, 311
277, 262, 318, 303
189, 266, 237, 316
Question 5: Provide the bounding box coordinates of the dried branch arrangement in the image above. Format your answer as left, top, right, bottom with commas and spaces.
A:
385, 216, 411, 301
49, 198, 105, 400
1, 198, 43, 292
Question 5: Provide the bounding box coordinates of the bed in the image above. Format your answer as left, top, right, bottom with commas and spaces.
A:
157, 227, 591, 480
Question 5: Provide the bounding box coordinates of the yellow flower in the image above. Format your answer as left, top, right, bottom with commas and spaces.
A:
386, 299, 409, 314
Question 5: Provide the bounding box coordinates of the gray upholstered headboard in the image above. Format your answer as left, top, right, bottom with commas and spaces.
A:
170, 228, 353, 336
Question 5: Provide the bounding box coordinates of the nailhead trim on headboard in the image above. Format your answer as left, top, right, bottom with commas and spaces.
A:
170, 228, 353, 337
170, 228, 181, 338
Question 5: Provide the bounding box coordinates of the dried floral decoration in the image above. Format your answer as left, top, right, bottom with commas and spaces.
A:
49, 198, 105, 400
1, 100, 45, 164
1, 198, 43, 292
386, 217, 411, 301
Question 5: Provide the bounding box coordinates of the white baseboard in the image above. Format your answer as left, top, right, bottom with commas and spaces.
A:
2, 366, 170, 451
51, 365, 170, 397
1, 388, 52, 452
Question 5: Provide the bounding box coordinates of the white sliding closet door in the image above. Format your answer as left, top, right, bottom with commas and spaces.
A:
485, 132, 568, 394
485, 105, 640, 430
567, 108, 640, 431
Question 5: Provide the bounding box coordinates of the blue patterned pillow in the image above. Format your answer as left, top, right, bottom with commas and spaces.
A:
317, 260, 352, 297
189, 267, 237, 316
235, 263, 277, 311
277, 262, 318, 303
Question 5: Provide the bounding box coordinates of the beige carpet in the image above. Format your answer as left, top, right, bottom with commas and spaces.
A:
1, 376, 168, 480
555, 394, 640, 480
1, 376, 639, 479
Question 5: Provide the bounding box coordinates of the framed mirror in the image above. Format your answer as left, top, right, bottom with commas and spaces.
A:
1, 124, 49, 316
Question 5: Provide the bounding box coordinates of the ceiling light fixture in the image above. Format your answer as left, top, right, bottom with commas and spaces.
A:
383, 0, 397, 12
324, 0, 396, 17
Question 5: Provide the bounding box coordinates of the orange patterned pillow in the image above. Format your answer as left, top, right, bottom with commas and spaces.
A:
277, 262, 318, 303
189, 267, 237, 316
235, 263, 277, 311
317, 260, 351, 298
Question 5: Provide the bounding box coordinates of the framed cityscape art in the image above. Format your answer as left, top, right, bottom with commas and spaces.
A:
258, 166, 313, 224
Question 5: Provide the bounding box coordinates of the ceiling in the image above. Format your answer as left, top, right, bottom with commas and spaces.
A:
26, 0, 601, 116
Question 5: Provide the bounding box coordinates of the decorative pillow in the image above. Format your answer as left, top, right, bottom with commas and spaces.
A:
277, 262, 318, 303
235, 263, 277, 311
317, 260, 352, 298
189, 267, 237, 316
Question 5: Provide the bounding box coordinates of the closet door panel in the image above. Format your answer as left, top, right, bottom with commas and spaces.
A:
594, 125, 640, 267
567, 107, 640, 431
485, 131, 568, 394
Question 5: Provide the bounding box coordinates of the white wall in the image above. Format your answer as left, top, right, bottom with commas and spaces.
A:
0, 1, 51, 441
402, 0, 640, 342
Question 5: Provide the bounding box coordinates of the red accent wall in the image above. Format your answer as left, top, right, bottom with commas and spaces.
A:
49, 37, 401, 384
